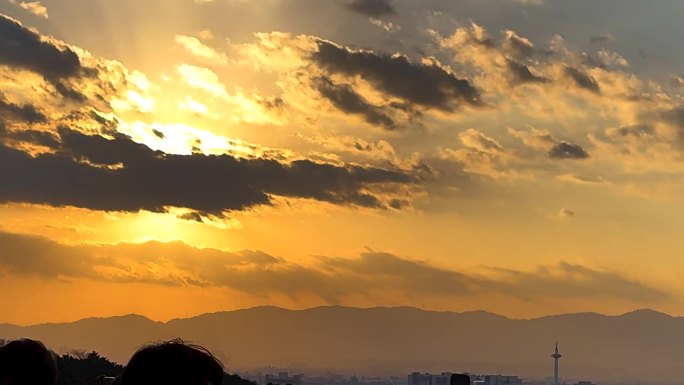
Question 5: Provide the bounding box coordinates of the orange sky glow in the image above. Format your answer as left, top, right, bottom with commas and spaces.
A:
2, 0, 684, 326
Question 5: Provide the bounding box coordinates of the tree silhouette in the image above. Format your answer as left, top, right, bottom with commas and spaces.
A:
223, 373, 258, 385
57, 351, 123, 385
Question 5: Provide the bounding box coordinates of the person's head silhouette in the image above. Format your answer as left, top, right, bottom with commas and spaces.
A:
120, 339, 223, 385
0, 338, 58, 385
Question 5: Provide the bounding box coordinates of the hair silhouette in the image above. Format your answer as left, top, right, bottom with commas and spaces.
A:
119, 339, 223, 385
0, 338, 58, 385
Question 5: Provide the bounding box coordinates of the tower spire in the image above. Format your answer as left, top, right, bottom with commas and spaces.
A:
551, 343, 562, 385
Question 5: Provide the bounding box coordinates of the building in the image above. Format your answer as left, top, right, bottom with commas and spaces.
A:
265, 372, 303, 385
483, 375, 522, 385
407, 373, 456, 385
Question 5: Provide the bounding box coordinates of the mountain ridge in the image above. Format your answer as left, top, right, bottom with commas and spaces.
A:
11, 306, 671, 328
2, 306, 684, 384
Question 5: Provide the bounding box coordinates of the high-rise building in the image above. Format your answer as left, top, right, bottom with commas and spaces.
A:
483, 375, 522, 385
551, 343, 562, 385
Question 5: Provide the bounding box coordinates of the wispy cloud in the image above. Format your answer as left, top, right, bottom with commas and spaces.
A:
174, 34, 227, 65
8, 0, 48, 18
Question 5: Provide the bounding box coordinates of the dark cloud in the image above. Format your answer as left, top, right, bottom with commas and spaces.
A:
590, 33, 615, 44
152, 129, 165, 139
506, 59, 547, 84
311, 40, 480, 111
0, 14, 83, 82
0, 124, 59, 148
0, 127, 415, 214
0, 14, 116, 107
615, 124, 655, 138
53, 80, 87, 101
0, 231, 670, 304
559, 208, 575, 218
565, 66, 600, 93
344, 0, 396, 18
0, 231, 95, 279
0, 94, 47, 124
660, 108, 684, 145
314, 77, 396, 129
549, 141, 590, 160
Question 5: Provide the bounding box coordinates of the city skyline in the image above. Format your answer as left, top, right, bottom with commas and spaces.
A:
2, 0, 684, 325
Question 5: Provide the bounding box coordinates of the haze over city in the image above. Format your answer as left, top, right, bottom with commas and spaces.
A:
1, 0, 684, 383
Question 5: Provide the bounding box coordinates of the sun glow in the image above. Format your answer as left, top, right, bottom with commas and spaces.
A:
106, 208, 243, 247
117, 121, 259, 157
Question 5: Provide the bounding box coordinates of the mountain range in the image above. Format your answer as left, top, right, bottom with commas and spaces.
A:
1, 307, 682, 384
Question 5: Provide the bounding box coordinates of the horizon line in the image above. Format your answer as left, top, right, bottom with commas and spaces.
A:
0, 305, 676, 328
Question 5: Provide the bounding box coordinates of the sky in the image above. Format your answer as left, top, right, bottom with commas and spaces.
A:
1, 0, 684, 325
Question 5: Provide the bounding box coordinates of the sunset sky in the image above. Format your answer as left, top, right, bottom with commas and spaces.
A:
2, 0, 684, 325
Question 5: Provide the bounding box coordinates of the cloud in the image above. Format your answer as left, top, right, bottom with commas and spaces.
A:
488, 262, 668, 303
174, 34, 227, 65
196, 29, 214, 41
314, 77, 396, 129
0, 14, 82, 81
549, 141, 590, 160
178, 96, 209, 116
0, 94, 47, 124
175, 63, 285, 125
506, 59, 547, 84
564, 66, 601, 93
0, 124, 58, 148
440, 129, 519, 180
0, 19, 418, 215
437, 24, 550, 92
344, 0, 396, 18
0, 13, 138, 104
297, 133, 399, 164
590, 33, 615, 44
8, 1, 48, 18
660, 107, 684, 145
672, 76, 684, 88
503, 30, 534, 59
176, 63, 229, 98
597, 49, 628, 68
555, 207, 575, 219
556, 173, 606, 185
311, 40, 481, 111
0, 231, 670, 304
510, 128, 591, 161
4, 8, 682, 209
368, 18, 400, 32
459, 128, 504, 153
0, 127, 416, 214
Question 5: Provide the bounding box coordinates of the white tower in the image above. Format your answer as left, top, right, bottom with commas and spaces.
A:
551, 343, 562, 385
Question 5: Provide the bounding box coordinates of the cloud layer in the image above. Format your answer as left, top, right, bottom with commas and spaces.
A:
0, 13, 417, 216
0, 127, 415, 215
0, 231, 670, 305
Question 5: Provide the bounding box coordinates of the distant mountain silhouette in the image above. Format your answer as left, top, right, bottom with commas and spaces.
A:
2, 307, 684, 384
